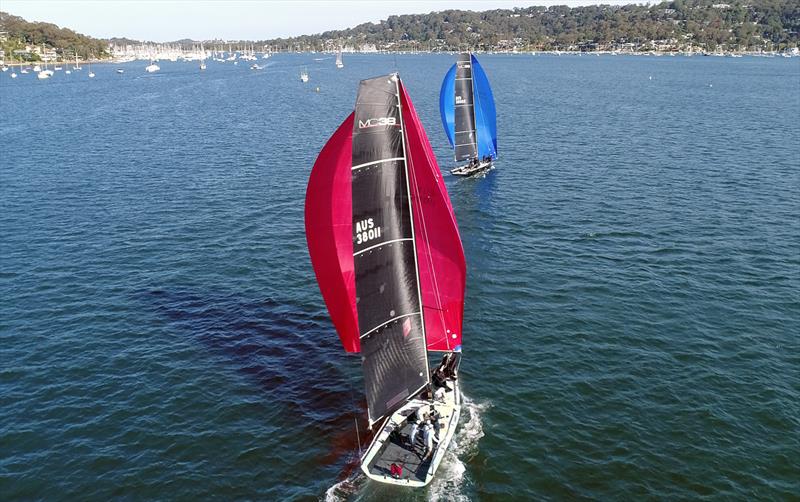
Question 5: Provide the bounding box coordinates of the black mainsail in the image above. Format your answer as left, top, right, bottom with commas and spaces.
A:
351, 75, 429, 425
453, 53, 478, 162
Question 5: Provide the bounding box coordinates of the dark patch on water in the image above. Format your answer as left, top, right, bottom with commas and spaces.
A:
143, 288, 371, 472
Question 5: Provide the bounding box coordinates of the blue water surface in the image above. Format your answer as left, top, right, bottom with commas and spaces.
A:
1, 53, 798, 500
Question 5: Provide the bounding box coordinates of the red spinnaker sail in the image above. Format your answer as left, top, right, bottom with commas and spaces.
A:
305, 113, 360, 353
400, 82, 467, 352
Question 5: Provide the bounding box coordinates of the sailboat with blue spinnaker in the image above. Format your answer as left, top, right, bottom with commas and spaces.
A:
439, 53, 497, 176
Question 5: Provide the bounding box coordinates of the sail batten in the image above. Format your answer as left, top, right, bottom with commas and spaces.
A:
352, 157, 405, 171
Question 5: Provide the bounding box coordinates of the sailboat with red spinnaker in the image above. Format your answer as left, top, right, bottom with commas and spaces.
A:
305, 73, 467, 486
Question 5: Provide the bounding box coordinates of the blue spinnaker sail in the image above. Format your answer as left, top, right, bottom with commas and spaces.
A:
439, 64, 457, 149
439, 55, 497, 160
470, 55, 497, 159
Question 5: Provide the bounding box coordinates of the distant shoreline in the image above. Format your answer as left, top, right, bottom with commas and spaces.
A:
3, 49, 797, 67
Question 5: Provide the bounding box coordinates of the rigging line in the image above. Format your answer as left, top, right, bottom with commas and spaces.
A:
354, 416, 362, 458
472, 54, 484, 156
349, 374, 363, 457
468, 53, 481, 159
404, 93, 449, 350
395, 77, 432, 385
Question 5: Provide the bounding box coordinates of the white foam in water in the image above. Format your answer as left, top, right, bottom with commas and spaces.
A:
324, 470, 365, 502
323, 448, 368, 502
428, 393, 490, 502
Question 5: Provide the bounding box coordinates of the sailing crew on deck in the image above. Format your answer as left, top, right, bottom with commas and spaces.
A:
408, 420, 419, 449
432, 367, 452, 392
407, 406, 423, 448
433, 355, 455, 391
422, 420, 438, 460
430, 406, 442, 440
408, 422, 419, 450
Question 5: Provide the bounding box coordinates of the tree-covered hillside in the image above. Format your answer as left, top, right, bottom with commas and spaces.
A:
0, 11, 108, 61
1, 0, 798, 60
260, 0, 799, 52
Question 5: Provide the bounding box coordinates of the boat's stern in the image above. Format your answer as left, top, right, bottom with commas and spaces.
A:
359, 380, 461, 487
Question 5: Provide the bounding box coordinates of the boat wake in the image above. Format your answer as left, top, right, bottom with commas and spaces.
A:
323, 451, 367, 502
322, 393, 489, 501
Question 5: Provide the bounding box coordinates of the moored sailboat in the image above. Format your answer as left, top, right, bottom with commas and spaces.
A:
145, 54, 160, 73
439, 53, 498, 176
335, 47, 344, 68
305, 73, 467, 487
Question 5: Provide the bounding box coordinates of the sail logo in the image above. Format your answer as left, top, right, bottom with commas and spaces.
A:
358, 117, 397, 129
458, 62, 471, 69
455, 95, 466, 104
355, 218, 382, 245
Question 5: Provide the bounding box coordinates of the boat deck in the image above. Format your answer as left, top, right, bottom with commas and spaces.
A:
366, 410, 432, 483
361, 381, 461, 487
451, 160, 493, 176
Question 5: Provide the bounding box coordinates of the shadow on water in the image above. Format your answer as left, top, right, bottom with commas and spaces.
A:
143, 288, 370, 478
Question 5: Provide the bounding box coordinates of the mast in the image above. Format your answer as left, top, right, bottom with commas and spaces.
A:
468, 53, 480, 159
394, 73, 432, 387
453, 52, 478, 163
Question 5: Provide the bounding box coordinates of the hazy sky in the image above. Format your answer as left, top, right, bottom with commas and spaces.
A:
3, 0, 638, 42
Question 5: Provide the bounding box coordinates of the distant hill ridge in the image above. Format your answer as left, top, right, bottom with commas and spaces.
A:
1, 0, 798, 61
0, 11, 108, 60
260, 0, 799, 52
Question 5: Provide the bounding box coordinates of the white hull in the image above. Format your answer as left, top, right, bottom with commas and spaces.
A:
360, 379, 461, 487
451, 160, 493, 176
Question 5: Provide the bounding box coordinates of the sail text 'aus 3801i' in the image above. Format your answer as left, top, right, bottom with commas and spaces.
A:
354, 218, 381, 245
